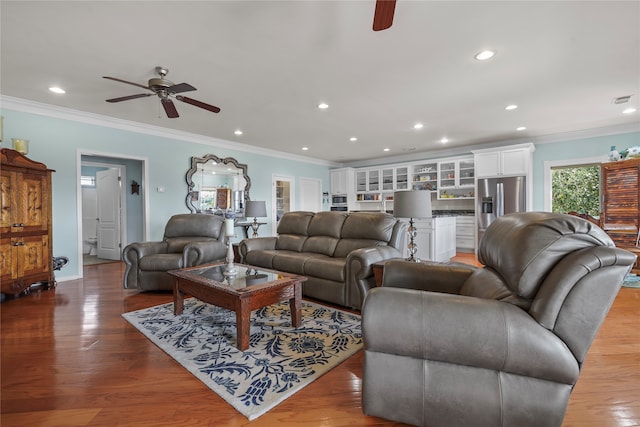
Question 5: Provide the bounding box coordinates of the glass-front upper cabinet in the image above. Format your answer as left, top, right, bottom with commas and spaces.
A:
395, 166, 409, 190
437, 157, 475, 199
356, 169, 380, 193
381, 167, 409, 191
412, 162, 438, 191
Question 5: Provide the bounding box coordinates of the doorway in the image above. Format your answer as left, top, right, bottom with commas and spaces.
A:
272, 175, 295, 235
77, 151, 148, 277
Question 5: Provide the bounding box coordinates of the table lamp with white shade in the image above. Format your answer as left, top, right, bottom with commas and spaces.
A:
245, 200, 267, 237
393, 190, 432, 262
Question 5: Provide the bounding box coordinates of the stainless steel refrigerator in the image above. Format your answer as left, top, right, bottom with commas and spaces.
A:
477, 176, 526, 245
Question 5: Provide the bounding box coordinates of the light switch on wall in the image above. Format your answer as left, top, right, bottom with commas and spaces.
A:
157, 186, 165, 193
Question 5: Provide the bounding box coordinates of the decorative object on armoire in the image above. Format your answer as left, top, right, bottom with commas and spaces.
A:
608, 145, 621, 161
601, 158, 640, 274
130, 180, 139, 195
393, 190, 432, 262
244, 200, 267, 237
1, 148, 55, 296
11, 138, 29, 155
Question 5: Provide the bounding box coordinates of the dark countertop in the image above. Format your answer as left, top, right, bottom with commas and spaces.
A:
432, 210, 475, 217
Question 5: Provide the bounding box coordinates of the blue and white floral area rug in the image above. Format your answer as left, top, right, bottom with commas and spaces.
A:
122, 299, 362, 420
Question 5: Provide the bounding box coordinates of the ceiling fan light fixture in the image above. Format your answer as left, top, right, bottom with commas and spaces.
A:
474, 50, 495, 61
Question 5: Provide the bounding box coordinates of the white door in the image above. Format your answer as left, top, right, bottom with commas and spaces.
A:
272, 175, 295, 235
300, 177, 322, 212
96, 169, 121, 260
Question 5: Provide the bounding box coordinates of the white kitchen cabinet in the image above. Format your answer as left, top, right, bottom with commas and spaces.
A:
455, 216, 475, 252
400, 216, 456, 262
473, 143, 535, 178
356, 169, 380, 193
437, 157, 475, 200
330, 168, 354, 195
411, 162, 438, 191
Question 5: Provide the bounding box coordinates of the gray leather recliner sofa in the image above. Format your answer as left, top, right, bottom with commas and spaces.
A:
238, 211, 407, 309
362, 212, 636, 427
123, 213, 228, 291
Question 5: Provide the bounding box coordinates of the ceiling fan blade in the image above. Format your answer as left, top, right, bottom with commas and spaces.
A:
373, 0, 396, 31
161, 98, 179, 118
168, 82, 197, 94
176, 95, 221, 113
105, 93, 153, 103
102, 76, 150, 90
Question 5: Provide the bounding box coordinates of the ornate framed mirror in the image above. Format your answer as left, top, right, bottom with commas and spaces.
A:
185, 154, 251, 214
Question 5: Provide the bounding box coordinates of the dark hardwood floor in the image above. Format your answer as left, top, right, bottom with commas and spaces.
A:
1, 255, 639, 426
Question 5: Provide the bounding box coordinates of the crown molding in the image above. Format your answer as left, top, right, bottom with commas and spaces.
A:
0, 95, 339, 167
341, 122, 640, 168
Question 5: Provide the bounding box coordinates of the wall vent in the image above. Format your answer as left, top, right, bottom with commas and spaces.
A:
613, 95, 632, 104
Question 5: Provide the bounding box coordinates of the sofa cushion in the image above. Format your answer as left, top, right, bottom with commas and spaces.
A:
276, 234, 308, 252
277, 211, 314, 235
341, 212, 396, 241
139, 253, 184, 271
272, 252, 323, 275
303, 236, 339, 256
304, 256, 346, 282
308, 211, 347, 238
164, 213, 223, 239
244, 250, 278, 269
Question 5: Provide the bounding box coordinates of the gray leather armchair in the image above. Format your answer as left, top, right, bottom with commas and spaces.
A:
362, 212, 636, 427
123, 214, 227, 291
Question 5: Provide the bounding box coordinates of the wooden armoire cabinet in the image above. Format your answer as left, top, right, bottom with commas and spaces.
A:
1, 148, 55, 295
601, 158, 640, 273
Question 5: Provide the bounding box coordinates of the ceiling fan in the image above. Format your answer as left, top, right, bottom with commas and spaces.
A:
373, 0, 397, 31
102, 66, 221, 118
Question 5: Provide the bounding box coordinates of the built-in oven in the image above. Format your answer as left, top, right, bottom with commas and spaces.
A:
332, 195, 347, 205
330, 206, 348, 211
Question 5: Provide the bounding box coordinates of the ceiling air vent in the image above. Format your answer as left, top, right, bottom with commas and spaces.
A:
613, 95, 632, 104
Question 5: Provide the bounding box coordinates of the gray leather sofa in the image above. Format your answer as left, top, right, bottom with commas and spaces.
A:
362, 212, 636, 427
238, 211, 406, 309
123, 213, 227, 291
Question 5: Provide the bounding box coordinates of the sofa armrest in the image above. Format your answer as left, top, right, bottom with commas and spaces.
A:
363, 287, 580, 385
382, 260, 476, 294
183, 240, 228, 267
122, 241, 168, 289
346, 245, 404, 309
238, 237, 277, 262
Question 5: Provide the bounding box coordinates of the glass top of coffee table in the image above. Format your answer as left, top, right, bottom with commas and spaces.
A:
171, 263, 290, 290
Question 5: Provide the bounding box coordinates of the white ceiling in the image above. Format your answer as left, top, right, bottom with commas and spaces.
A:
1, 1, 638, 164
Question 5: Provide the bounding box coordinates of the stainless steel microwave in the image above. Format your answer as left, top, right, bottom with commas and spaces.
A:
332, 195, 347, 204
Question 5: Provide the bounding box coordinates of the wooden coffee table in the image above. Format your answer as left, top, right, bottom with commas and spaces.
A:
168, 262, 307, 351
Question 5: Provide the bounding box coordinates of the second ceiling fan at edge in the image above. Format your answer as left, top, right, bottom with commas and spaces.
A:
373, 0, 396, 31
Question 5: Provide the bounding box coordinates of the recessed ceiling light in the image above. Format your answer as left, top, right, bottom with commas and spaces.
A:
234, 129, 243, 136
623, 107, 637, 114
302, 147, 309, 151
505, 104, 518, 111
383, 148, 390, 152
474, 50, 495, 61
516, 126, 527, 131
317, 103, 329, 109
349, 137, 358, 142
413, 123, 424, 130
440, 137, 449, 144
49, 86, 66, 94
